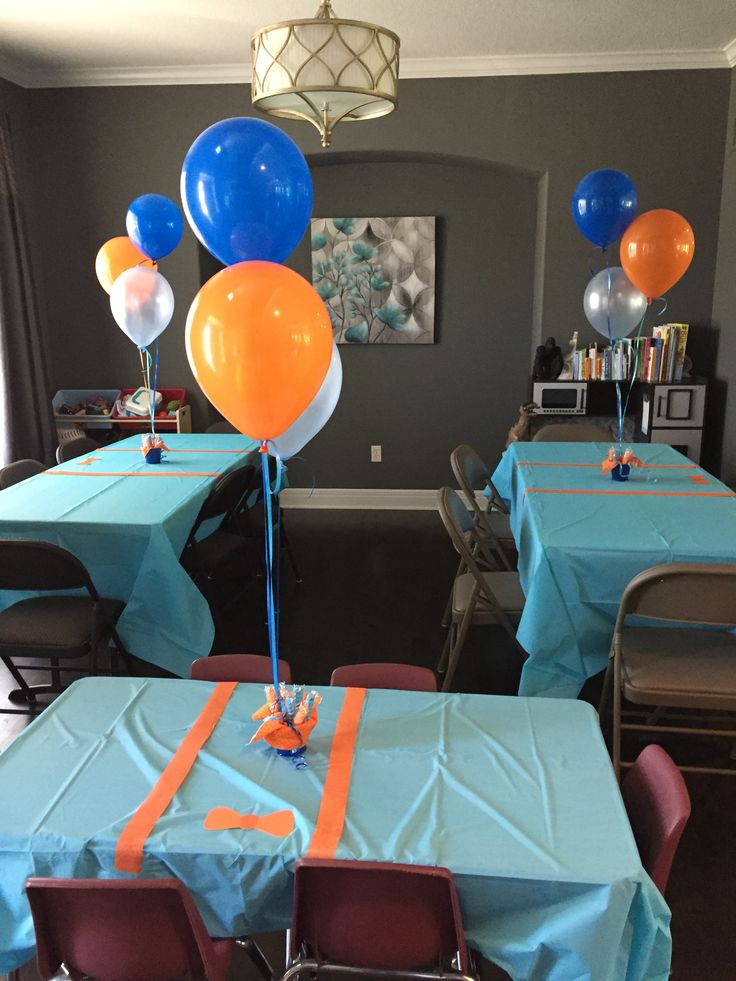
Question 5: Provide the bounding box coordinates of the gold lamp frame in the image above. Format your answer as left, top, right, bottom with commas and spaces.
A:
251, 1, 400, 147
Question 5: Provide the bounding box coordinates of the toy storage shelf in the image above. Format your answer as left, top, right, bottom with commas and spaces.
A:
53, 388, 192, 434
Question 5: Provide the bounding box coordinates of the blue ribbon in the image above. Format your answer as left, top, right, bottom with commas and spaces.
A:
260, 446, 283, 714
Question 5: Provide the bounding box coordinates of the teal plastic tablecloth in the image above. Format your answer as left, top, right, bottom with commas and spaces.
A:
0, 434, 258, 676
492, 442, 736, 698
0, 677, 670, 980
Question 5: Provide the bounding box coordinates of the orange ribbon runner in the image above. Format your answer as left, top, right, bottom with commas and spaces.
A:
525, 488, 734, 499
48, 470, 222, 478
204, 807, 295, 837
516, 461, 697, 470
98, 448, 254, 455
115, 682, 237, 874
307, 687, 366, 858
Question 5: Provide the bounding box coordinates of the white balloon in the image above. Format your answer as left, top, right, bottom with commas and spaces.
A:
269, 343, 342, 459
110, 266, 174, 348
583, 266, 647, 339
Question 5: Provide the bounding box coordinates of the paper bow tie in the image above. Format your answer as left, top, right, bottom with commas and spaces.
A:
203, 806, 294, 837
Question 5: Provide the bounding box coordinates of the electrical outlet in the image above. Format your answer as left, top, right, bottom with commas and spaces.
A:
371, 444, 382, 463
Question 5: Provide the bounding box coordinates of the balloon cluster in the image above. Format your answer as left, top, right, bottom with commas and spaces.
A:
96, 194, 183, 349
181, 117, 339, 456
572, 169, 695, 338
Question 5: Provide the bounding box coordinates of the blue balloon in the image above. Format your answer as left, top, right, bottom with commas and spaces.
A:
126, 194, 183, 260
571, 169, 638, 249
180, 117, 313, 266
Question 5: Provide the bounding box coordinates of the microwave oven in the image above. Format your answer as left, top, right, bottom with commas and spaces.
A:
532, 381, 587, 414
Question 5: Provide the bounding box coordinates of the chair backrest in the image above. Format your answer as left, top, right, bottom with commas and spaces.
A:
0, 539, 95, 593
56, 435, 99, 463
206, 420, 238, 434
0, 459, 45, 489
330, 662, 437, 692
187, 464, 257, 543
26, 877, 221, 981
620, 745, 691, 895
615, 563, 736, 634
450, 444, 508, 515
532, 423, 608, 442
189, 653, 292, 684
437, 487, 496, 577
291, 859, 470, 973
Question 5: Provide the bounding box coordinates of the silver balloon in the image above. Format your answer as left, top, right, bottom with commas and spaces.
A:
583, 266, 647, 339
110, 266, 175, 348
269, 343, 342, 459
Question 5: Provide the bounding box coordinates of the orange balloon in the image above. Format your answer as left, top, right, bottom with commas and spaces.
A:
620, 209, 694, 299
95, 236, 155, 294
186, 261, 333, 440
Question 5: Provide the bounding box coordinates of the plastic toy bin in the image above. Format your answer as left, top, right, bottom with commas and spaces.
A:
52, 389, 121, 430
113, 388, 187, 429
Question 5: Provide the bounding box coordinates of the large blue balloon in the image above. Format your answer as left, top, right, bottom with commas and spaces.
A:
126, 194, 183, 260
571, 169, 638, 249
180, 117, 313, 266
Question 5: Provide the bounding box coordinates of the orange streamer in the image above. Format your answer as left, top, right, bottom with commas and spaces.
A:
115, 682, 237, 874
524, 488, 734, 499
516, 462, 696, 470
307, 687, 366, 859
47, 471, 221, 478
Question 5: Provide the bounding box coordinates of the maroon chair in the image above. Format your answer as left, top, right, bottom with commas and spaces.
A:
282, 858, 477, 981
620, 744, 692, 895
26, 878, 234, 981
189, 653, 292, 684
330, 662, 437, 692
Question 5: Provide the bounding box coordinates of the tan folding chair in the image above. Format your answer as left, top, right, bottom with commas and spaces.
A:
450, 444, 515, 568
532, 423, 609, 442
599, 563, 736, 778
437, 488, 526, 691
441, 445, 517, 630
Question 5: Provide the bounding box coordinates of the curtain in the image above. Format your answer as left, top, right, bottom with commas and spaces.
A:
0, 113, 56, 467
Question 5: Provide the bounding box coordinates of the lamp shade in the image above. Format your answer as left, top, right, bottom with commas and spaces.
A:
251, 1, 399, 147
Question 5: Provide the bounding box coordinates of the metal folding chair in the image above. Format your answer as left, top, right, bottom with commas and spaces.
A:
599, 562, 736, 777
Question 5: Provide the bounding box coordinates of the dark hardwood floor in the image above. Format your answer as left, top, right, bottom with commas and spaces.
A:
1, 508, 734, 980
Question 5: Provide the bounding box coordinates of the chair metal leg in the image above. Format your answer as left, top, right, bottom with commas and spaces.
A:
441, 606, 474, 693
598, 656, 613, 734
612, 653, 622, 781
441, 557, 464, 628
235, 937, 276, 981
437, 623, 454, 675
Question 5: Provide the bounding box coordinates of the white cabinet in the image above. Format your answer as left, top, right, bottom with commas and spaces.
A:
640, 381, 707, 464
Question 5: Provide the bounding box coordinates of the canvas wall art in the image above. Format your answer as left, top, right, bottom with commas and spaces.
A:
311, 216, 435, 344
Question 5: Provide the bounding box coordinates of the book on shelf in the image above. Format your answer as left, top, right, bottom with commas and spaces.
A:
571, 324, 688, 383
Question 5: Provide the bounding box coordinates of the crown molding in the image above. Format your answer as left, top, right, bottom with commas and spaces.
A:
1, 44, 734, 89
725, 36, 736, 68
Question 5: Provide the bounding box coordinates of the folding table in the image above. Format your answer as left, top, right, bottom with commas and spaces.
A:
0, 678, 670, 980
492, 441, 736, 697
0, 434, 257, 676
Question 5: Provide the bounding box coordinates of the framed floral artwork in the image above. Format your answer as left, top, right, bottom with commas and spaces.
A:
311, 216, 435, 344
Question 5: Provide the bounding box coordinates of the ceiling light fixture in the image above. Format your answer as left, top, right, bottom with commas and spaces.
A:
251, 1, 400, 148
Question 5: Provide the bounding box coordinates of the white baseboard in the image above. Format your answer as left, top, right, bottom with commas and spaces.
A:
279, 488, 486, 510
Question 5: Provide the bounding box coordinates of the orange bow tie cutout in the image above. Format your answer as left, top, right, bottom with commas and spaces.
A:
204, 807, 295, 837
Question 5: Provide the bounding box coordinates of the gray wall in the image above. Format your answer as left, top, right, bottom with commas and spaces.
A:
711, 68, 736, 484
2, 70, 733, 485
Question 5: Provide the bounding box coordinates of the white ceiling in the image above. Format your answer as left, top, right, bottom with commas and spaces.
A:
1, 0, 735, 88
